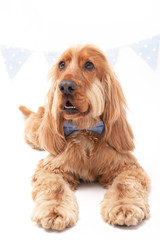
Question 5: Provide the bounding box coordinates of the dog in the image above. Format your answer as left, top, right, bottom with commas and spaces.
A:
20, 45, 150, 230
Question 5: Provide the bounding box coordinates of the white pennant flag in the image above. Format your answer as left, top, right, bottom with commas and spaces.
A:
1, 45, 32, 79
131, 35, 160, 70
104, 48, 119, 66
45, 51, 60, 66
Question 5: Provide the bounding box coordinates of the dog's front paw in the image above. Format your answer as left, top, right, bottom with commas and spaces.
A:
31, 202, 78, 231
101, 203, 149, 226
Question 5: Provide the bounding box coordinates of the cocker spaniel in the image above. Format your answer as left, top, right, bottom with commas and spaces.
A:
20, 45, 150, 230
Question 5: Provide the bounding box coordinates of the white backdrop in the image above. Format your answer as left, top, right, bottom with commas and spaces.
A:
0, 1, 160, 240
0, 0, 160, 51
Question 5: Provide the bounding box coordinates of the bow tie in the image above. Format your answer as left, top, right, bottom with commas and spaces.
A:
63, 121, 104, 136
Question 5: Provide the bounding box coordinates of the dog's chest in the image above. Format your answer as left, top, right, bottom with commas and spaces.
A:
63, 130, 103, 181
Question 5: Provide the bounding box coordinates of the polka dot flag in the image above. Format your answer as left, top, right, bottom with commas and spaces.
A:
104, 48, 119, 66
45, 51, 60, 66
0, 34, 160, 79
1, 45, 32, 78
131, 35, 160, 70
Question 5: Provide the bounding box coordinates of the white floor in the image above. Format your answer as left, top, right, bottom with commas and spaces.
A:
0, 1, 160, 239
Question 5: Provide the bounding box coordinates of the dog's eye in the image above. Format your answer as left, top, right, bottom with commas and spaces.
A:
84, 61, 94, 71
59, 61, 65, 70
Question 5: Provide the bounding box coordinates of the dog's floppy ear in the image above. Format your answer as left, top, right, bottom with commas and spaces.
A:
38, 69, 66, 155
101, 64, 135, 153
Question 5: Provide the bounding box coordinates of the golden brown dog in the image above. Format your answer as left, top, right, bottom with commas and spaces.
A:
20, 45, 150, 230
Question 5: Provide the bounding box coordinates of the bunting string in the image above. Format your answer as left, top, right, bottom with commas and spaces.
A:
0, 35, 160, 79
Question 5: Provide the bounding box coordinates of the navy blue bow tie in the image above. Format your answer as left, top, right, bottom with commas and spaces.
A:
63, 121, 104, 136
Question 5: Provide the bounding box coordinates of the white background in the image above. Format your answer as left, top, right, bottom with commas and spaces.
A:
0, 0, 160, 239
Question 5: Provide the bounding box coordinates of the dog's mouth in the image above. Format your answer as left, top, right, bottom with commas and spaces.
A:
63, 101, 89, 116
64, 101, 79, 115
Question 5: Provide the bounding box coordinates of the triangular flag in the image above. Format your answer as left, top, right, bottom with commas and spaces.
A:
1, 45, 32, 79
104, 48, 119, 66
131, 35, 160, 70
45, 51, 60, 66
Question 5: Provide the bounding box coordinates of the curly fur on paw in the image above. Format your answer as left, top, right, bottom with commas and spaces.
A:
32, 204, 78, 231
101, 203, 149, 226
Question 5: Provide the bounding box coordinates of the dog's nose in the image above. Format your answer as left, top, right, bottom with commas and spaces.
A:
59, 80, 77, 95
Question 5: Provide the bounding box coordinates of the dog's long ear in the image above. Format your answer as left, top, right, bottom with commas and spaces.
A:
38, 68, 66, 156
101, 64, 135, 153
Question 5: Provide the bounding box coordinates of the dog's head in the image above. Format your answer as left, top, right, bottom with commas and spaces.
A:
39, 45, 134, 155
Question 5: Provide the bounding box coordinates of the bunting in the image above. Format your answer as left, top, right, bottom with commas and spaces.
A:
45, 51, 60, 66
131, 35, 160, 70
104, 48, 119, 66
0, 34, 160, 79
1, 45, 32, 78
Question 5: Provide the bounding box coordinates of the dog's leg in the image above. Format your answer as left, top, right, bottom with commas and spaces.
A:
31, 157, 79, 231
99, 152, 150, 226
19, 106, 44, 150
